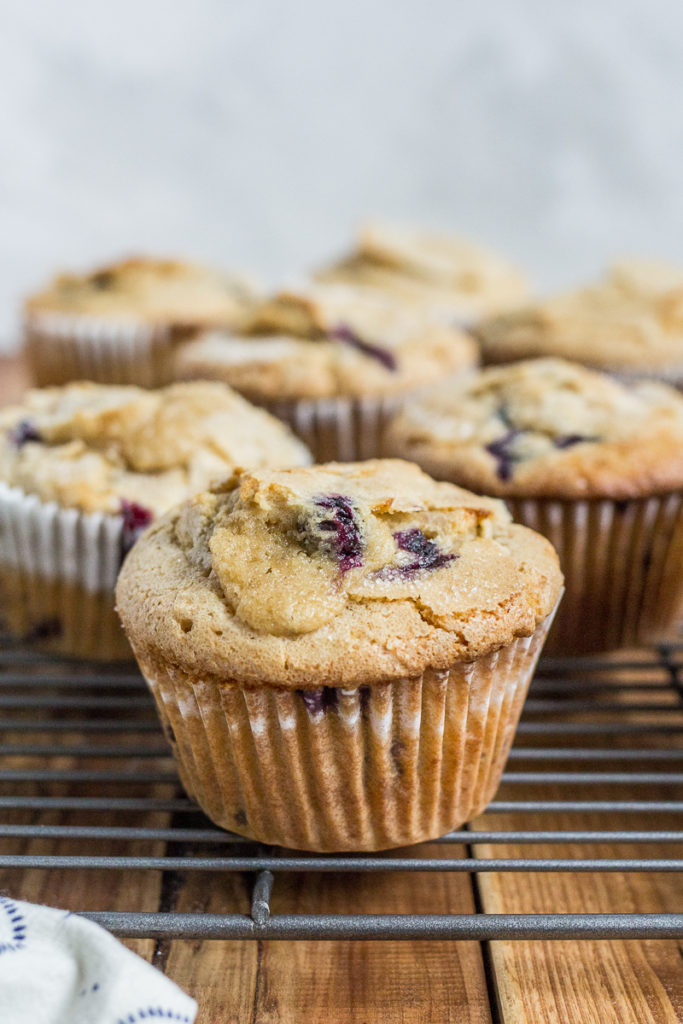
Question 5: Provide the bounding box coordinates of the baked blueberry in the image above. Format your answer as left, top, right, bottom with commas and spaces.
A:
297, 687, 339, 715
9, 420, 41, 447
330, 323, 398, 371
121, 500, 153, 556
299, 494, 364, 572
485, 429, 523, 482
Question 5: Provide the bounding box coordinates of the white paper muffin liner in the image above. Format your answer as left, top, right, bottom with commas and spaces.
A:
506, 495, 683, 654
0, 482, 131, 659
24, 311, 177, 387
260, 395, 408, 462
137, 607, 557, 852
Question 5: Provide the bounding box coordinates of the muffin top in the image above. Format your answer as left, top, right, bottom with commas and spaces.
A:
0, 381, 311, 522
315, 221, 528, 321
383, 358, 683, 499
175, 282, 478, 400
475, 260, 683, 375
115, 459, 562, 686
25, 257, 259, 331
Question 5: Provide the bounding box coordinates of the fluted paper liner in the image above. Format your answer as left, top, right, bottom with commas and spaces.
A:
260, 395, 407, 462
24, 311, 177, 387
137, 609, 556, 852
506, 495, 683, 654
0, 482, 130, 659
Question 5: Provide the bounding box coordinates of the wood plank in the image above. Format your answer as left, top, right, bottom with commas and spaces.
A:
473, 805, 683, 1024
160, 869, 259, 1024
160, 842, 492, 1024
248, 844, 492, 1024
0, 719, 174, 962
472, 654, 683, 1024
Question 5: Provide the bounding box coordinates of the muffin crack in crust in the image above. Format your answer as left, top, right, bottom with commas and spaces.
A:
116, 460, 562, 686
383, 358, 683, 498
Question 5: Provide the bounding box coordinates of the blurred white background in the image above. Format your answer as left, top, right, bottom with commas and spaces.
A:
1, 0, 682, 351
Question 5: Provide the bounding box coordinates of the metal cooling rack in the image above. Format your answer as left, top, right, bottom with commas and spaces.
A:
0, 639, 682, 941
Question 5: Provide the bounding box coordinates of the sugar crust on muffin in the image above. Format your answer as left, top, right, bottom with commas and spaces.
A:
116, 459, 562, 686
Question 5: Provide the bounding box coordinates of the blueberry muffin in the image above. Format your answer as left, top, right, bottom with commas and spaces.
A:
175, 282, 479, 460
24, 257, 260, 387
384, 358, 683, 652
315, 221, 529, 322
116, 459, 562, 851
0, 381, 310, 659
475, 260, 683, 385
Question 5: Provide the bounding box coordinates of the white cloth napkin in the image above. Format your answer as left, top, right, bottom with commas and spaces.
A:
0, 895, 197, 1024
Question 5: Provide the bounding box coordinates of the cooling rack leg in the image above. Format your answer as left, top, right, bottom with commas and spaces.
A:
251, 870, 274, 926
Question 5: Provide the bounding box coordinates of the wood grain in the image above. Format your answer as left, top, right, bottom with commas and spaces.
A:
159, 868, 259, 1024
0, 715, 175, 962
164, 843, 492, 1024
471, 657, 683, 1024
248, 843, 492, 1024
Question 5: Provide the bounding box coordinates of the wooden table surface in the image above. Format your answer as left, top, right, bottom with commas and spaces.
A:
0, 354, 681, 1024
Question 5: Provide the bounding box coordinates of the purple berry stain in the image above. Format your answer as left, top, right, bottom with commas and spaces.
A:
330, 323, 398, 372
9, 419, 42, 447
120, 499, 153, 556
375, 528, 456, 580
485, 429, 523, 482
297, 687, 339, 715
311, 494, 363, 572
394, 528, 456, 572
553, 433, 597, 449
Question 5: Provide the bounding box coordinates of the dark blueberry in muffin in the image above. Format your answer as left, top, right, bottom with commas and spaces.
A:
9, 419, 42, 447
375, 529, 456, 580
299, 494, 364, 572
394, 529, 455, 571
120, 500, 154, 556
330, 323, 398, 372
553, 433, 598, 449
297, 687, 339, 715
485, 429, 523, 482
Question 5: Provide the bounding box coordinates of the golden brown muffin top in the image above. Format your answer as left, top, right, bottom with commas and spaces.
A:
116, 459, 562, 686
315, 221, 529, 320
25, 256, 259, 331
383, 358, 683, 499
0, 381, 311, 516
175, 282, 479, 399
476, 260, 683, 376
